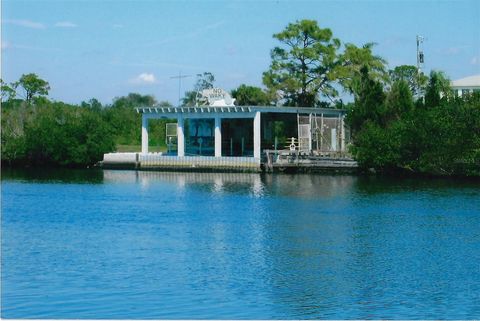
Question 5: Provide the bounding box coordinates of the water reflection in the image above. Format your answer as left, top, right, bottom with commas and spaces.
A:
3, 168, 478, 199
102, 170, 480, 199
102, 170, 360, 200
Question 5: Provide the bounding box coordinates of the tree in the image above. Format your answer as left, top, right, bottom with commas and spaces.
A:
81, 98, 103, 111
182, 72, 215, 106
14, 73, 50, 103
112, 93, 156, 107
335, 42, 388, 97
1, 79, 16, 102
231, 84, 270, 106
104, 93, 156, 145
424, 70, 451, 108
23, 102, 115, 166
389, 65, 428, 97
349, 66, 480, 176
262, 19, 341, 106
385, 79, 414, 121
406, 96, 480, 176
148, 101, 174, 147
350, 120, 403, 171
1, 103, 28, 164
346, 66, 386, 135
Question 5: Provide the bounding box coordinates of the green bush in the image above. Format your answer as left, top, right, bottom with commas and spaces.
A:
2, 100, 116, 167
349, 69, 480, 176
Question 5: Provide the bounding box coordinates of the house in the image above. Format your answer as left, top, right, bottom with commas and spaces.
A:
451, 74, 480, 97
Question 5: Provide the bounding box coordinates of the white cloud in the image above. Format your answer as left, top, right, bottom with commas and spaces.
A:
471, 56, 479, 65
112, 24, 123, 29
4, 19, 45, 29
54, 21, 77, 28
130, 73, 157, 85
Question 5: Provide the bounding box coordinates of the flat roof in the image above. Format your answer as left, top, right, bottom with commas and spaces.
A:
136, 105, 346, 116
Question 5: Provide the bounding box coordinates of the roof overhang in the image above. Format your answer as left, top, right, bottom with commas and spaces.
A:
136, 105, 346, 117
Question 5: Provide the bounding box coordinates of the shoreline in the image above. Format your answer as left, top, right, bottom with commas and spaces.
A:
2, 163, 480, 180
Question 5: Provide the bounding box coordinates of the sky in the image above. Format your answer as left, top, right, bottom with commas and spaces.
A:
2, 0, 480, 105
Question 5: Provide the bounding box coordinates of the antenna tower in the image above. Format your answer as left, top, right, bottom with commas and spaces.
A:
416, 35, 425, 75
170, 71, 192, 106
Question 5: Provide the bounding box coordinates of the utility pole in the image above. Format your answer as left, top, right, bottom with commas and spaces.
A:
170, 72, 192, 106
416, 35, 425, 75
416, 35, 426, 103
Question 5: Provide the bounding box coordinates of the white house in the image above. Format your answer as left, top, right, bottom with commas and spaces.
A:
451, 74, 480, 97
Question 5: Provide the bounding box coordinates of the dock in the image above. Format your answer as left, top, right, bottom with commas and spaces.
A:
101, 153, 262, 172
100, 151, 358, 173
264, 149, 358, 173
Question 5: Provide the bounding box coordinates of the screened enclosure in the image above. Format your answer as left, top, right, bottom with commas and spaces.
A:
221, 118, 254, 156
184, 119, 215, 156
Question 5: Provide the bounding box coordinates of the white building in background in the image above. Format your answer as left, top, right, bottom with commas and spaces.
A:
451, 74, 480, 97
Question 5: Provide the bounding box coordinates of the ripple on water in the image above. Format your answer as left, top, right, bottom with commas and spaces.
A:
2, 170, 480, 319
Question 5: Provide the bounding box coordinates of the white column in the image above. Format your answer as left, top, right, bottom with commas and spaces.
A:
214, 116, 222, 157
253, 111, 261, 159
320, 113, 324, 151
141, 114, 149, 154
331, 128, 337, 152
308, 113, 313, 152
177, 115, 185, 157
340, 115, 346, 152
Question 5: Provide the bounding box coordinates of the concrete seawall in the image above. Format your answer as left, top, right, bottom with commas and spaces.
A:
101, 152, 358, 173
101, 153, 261, 172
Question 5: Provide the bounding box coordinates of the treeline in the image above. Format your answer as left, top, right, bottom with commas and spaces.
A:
249, 19, 480, 177
348, 68, 480, 176
2, 19, 479, 175
1, 75, 171, 167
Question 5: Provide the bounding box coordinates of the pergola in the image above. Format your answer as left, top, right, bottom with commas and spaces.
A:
136, 105, 347, 159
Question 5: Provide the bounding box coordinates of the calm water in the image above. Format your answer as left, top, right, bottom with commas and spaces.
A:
2, 169, 480, 319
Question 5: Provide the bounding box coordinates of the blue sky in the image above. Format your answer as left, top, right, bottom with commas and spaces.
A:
2, 0, 480, 105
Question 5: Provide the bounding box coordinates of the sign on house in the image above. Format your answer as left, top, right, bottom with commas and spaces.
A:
197, 88, 236, 107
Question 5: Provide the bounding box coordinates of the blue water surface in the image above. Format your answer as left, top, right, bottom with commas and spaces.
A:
2, 169, 480, 319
